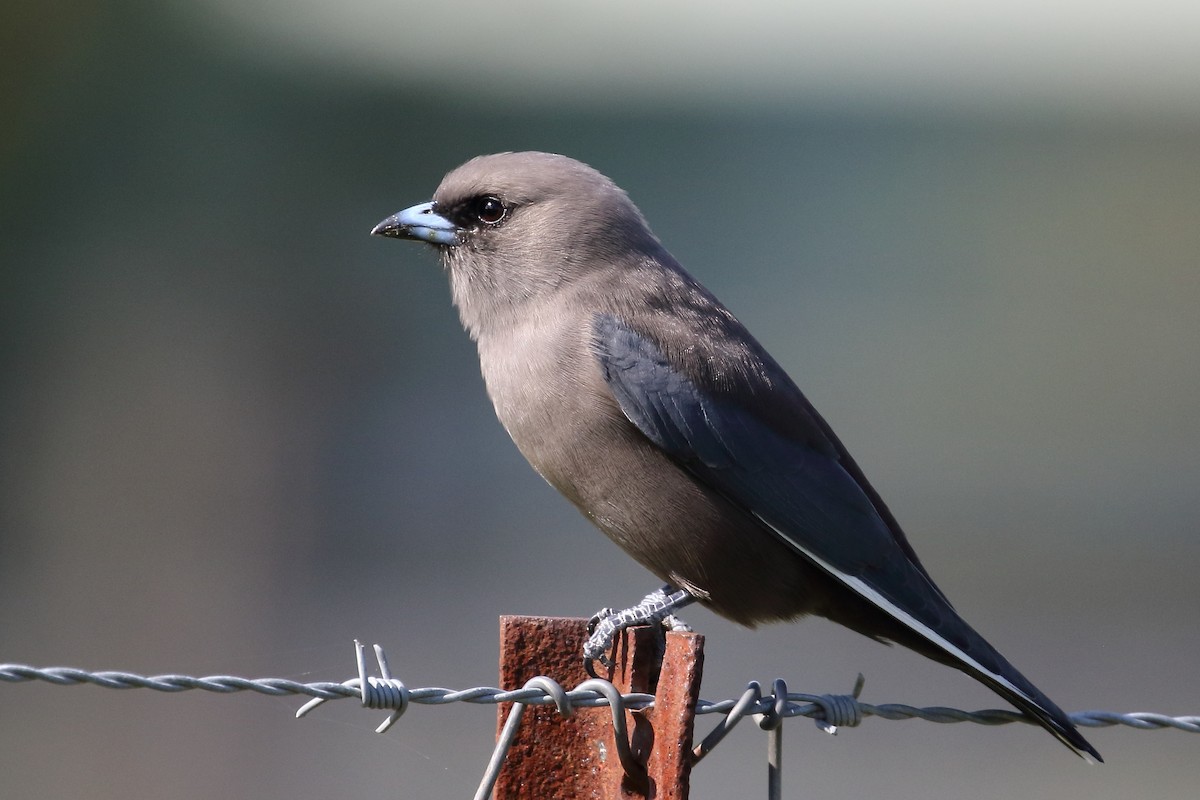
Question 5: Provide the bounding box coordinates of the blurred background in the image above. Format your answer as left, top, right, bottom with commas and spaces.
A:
2, 1, 1198, 797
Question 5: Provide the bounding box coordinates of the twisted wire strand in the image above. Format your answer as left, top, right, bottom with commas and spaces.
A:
2, 662, 1196, 733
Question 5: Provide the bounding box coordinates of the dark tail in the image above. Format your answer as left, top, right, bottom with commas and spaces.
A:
948, 632, 1103, 763
819, 567, 1103, 762
882, 601, 1104, 763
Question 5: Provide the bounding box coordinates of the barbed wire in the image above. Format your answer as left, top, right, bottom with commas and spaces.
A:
2, 651, 1196, 735
8, 640, 1194, 800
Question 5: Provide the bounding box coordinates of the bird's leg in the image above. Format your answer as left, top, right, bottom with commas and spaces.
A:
584, 585, 696, 676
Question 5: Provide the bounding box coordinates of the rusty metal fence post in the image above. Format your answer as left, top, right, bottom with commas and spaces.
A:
495, 616, 705, 799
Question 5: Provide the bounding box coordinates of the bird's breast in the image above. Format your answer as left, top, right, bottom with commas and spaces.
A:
475, 317, 619, 488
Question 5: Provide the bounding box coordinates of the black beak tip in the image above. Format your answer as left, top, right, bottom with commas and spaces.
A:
371, 217, 402, 238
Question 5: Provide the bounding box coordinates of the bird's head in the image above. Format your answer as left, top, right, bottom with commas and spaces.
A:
372, 152, 663, 338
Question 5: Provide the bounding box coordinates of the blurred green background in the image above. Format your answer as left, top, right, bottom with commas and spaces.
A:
2, 1, 1197, 798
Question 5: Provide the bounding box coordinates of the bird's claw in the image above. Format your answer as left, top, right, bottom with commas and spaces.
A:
587, 608, 616, 636
581, 586, 697, 676
583, 609, 620, 677
661, 613, 694, 633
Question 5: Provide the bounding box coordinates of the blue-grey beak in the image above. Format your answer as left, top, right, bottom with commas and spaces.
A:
371, 202, 461, 246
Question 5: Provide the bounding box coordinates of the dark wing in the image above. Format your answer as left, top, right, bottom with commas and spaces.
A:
591, 312, 951, 627
591, 312, 1102, 762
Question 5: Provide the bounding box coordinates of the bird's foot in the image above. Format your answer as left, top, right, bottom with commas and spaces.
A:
584, 585, 695, 677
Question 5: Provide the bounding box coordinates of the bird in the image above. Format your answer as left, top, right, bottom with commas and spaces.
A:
371, 151, 1101, 762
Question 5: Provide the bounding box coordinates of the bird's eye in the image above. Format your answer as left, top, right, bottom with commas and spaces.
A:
473, 196, 506, 225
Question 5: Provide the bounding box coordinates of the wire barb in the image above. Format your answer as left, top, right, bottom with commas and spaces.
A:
792, 672, 866, 734
294, 640, 410, 733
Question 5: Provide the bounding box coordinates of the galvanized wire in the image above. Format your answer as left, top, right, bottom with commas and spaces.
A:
2, 657, 1196, 734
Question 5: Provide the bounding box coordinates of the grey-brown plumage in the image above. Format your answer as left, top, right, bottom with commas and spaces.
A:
372, 151, 1101, 761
